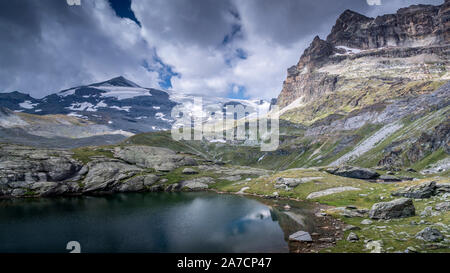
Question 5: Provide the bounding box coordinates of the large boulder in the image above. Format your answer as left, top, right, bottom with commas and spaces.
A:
369, 198, 415, 219
327, 166, 379, 180
114, 146, 197, 172
392, 181, 437, 199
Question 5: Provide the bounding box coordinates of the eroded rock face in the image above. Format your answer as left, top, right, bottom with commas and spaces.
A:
327, 5, 447, 50
277, 2, 449, 114
0, 144, 196, 197
0, 144, 83, 197
113, 146, 197, 172
369, 198, 415, 219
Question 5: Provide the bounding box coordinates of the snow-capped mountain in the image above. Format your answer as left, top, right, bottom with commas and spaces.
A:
0, 77, 274, 136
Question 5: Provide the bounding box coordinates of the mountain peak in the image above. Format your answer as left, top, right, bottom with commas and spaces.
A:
91, 76, 141, 88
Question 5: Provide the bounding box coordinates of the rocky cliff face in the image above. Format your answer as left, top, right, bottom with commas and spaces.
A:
277, 2, 450, 111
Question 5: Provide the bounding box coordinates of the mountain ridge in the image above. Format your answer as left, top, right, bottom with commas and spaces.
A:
278, 1, 449, 110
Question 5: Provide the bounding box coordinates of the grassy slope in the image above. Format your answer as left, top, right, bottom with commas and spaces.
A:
212, 168, 450, 253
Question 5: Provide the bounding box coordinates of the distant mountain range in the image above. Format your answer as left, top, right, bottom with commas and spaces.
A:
0, 76, 273, 147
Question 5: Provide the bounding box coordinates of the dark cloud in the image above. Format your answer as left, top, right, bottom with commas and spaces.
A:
0, 0, 445, 99
0, 0, 157, 97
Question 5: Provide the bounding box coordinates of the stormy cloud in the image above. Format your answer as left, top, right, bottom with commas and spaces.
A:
0, 0, 444, 99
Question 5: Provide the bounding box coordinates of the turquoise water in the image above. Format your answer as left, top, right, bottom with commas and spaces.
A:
0, 192, 315, 253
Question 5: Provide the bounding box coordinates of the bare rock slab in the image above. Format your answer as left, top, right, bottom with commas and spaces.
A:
307, 186, 360, 199
289, 231, 313, 242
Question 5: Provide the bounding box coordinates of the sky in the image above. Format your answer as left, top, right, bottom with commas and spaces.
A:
0, 0, 444, 99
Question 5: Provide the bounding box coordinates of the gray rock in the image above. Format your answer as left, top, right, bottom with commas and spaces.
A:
223, 175, 242, 182
276, 177, 322, 188
347, 232, 359, 242
392, 181, 437, 199
436, 183, 450, 194
289, 231, 313, 242
342, 209, 368, 218
420, 206, 434, 217
165, 183, 182, 192
82, 159, 142, 192
182, 168, 198, 175
435, 202, 450, 211
343, 225, 361, 231
143, 174, 159, 186
405, 246, 418, 253
149, 185, 164, 192
369, 198, 415, 219
116, 176, 145, 193
318, 238, 334, 243
361, 219, 373, 225
416, 227, 444, 242
114, 146, 197, 172
30, 182, 63, 196
11, 188, 26, 197
182, 181, 209, 191
365, 240, 384, 253
379, 175, 402, 182
327, 166, 379, 180
306, 187, 360, 199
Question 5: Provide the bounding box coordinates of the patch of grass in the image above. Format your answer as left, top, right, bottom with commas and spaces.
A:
412, 148, 447, 171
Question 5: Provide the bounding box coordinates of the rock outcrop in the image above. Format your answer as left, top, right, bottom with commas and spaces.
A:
277, 2, 450, 115
114, 146, 197, 172
0, 144, 200, 198
326, 166, 379, 180
369, 198, 415, 219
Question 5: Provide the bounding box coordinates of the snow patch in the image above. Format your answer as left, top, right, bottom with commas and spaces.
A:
67, 112, 88, 119
335, 46, 363, 55
97, 86, 152, 100
19, 101, 38, 109
110, 105, 131, 112
155, 112, 172, 122
67, 102, 97, 112
258, 154, 267, 162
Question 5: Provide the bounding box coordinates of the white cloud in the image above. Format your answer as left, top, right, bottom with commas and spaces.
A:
0, 0, 444, 100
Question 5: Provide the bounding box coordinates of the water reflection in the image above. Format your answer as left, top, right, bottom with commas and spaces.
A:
0, 192, 317, 253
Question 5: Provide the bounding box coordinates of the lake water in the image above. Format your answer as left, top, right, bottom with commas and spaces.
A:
0, 192, 317, 253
